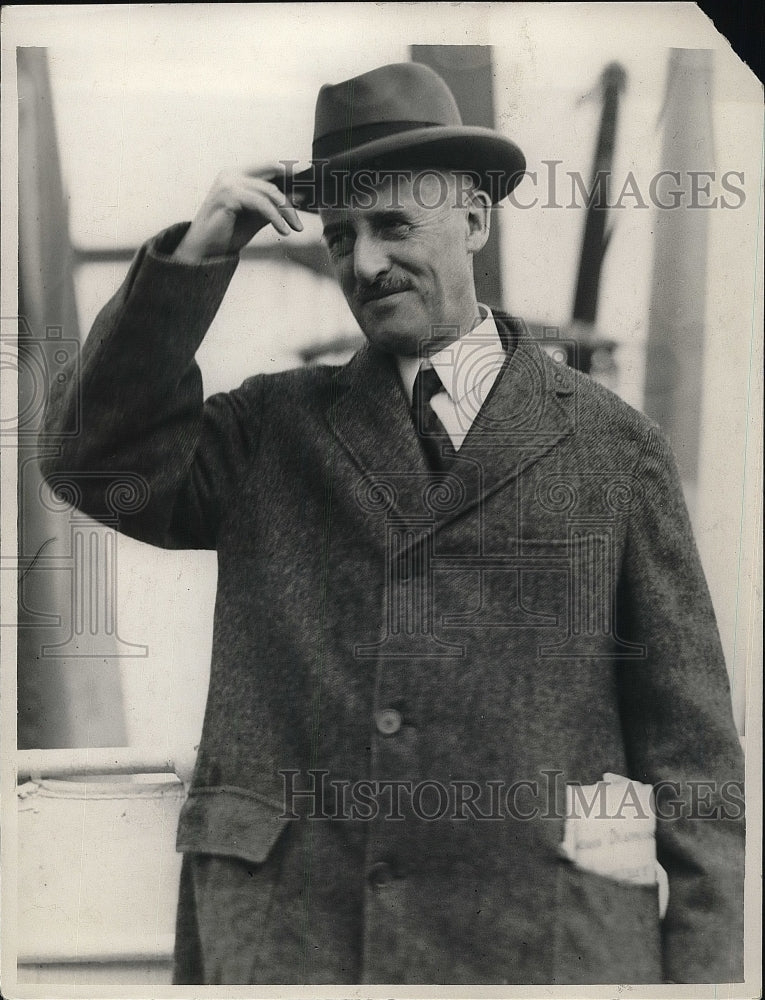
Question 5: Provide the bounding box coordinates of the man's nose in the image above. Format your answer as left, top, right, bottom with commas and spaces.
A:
352, 233, 390, 284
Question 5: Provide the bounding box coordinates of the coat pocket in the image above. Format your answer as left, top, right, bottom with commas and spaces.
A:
552, 858, 662, 985
176, 784, 292, 863
175, 786, 294, 985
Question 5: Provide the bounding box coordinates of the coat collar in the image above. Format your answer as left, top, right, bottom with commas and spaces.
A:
327, 316, 576, 533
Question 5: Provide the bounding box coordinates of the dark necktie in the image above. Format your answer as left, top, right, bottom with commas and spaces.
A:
411, 365, 456, 471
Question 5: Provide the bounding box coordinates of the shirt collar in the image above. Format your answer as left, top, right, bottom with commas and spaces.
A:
396, 305, 504, 404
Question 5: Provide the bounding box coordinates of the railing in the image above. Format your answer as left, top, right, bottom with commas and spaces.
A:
17, 747, 194, 985
17, 746, 197, 783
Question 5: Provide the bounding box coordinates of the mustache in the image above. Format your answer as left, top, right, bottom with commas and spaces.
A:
355, 277, 413, 304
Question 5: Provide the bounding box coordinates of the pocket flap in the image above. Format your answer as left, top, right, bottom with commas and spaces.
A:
176, 786, 292, 864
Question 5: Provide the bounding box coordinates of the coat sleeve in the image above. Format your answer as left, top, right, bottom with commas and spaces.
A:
615, 426, 745, 984
40, 223, 264, 550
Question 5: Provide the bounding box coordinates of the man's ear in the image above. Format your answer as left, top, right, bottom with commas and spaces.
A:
465, 189, 492, 255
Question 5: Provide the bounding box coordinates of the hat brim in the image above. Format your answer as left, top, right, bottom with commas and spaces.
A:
276, 126, 526, 212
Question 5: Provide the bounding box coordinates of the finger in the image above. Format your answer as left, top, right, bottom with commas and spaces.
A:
288, 188, 308, 211
241, 161, 305, 222
232, 185, 292, 236
258, 200, 292, 237
240, 166, 307, 226
243, 160, 307, 191
280, 198, 304, 231
241, 162, 287, 180
241, 177, 304, 231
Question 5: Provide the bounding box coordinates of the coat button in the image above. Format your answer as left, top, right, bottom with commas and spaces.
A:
368, 861, 394, 888
375, 708, 403, 735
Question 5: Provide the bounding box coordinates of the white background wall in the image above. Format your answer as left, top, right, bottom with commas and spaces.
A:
10, 3, 761, 747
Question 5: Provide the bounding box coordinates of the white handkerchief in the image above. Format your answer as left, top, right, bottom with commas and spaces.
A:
560, 773, 669, 917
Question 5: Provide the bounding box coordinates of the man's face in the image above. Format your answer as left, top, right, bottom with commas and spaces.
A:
319, 171, 486, 356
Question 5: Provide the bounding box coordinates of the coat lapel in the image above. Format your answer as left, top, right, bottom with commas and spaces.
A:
328, 343, 434, 523
327, 318, 576, 534
445, 316, 575, 527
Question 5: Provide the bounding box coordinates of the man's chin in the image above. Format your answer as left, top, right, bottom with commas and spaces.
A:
360, 324, 425, 357
354, 303, 430, 356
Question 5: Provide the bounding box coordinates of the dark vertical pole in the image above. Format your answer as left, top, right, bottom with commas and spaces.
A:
572, 63, 627, 326
410, 45, 504, 310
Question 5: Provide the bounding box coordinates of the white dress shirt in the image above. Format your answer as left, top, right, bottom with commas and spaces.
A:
396, 305, 505, 450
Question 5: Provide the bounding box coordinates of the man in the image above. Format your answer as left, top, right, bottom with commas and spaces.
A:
41, 62, 743, 986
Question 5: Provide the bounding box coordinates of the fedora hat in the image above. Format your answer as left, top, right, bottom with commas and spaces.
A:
279, 62, 526, 211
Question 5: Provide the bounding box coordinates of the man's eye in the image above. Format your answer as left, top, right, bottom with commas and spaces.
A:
326, 233, 354, 258
381, 221, 412, 237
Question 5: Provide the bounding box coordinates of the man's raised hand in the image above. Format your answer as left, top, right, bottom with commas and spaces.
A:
173, 165, 303, 263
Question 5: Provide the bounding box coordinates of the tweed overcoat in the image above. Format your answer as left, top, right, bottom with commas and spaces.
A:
41, 224, 745, 986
